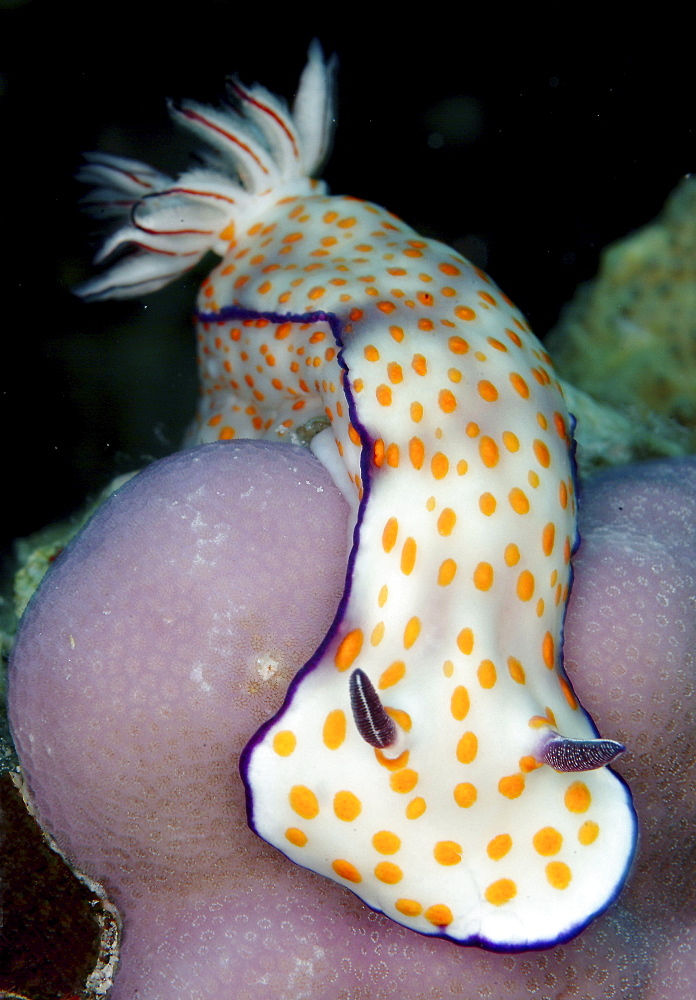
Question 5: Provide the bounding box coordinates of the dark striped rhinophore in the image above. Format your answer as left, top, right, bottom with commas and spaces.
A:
349, 668, 397, 750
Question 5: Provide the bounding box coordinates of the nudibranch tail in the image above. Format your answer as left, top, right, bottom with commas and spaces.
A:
78, 48, 637, 953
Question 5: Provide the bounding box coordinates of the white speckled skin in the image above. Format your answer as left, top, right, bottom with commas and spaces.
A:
75, 47, 636, 950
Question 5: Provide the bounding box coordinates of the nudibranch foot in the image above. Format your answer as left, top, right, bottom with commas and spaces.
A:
76, 44, 638, 953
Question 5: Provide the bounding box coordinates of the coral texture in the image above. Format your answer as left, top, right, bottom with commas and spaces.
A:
8, 445, 695, 999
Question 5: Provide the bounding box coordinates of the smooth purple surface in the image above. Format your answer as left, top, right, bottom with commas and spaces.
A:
8, 448, 696, 999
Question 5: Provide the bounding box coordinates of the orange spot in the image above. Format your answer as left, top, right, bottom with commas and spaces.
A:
559, 675, 578, 710
487, 834, 512, 861
379, 660, 406, 689
457, 627, 474, 655
272, 731, 296, 756
434, 841, 462, 866
377, 300, 396, 314
387, 362, 403, 383
456, 732, 478, 764
565, 781, 591, 813
534, 439, 551, 468
372, 830, 402, 854
373, 439, 385, 468
448, 335, 469, 354
509, 372, 530, 398
389, 324, 405, 342
578, 821, 600, 845
520, 755, 544, 773
376, 384, 392, 406
477, 659, 496, 688
375, 747, 410, 771
332, 859, 362, 883
385, 443, 400, 467
453, 782, 477, 807
403, 617, 421, 649
410, 402, 424, 423
285, 827, 307, 847
479, 436, 499, 468
542, 631, 555, 669
559, 479, 569, 509
407, 437, 424, 469
374, 862, 403, 884
542, 522, 556, 556
412, 353, 428, 376
454, 305, 476, 321
371, 621, 385, 646
323, 709, 346, 750
487, 337, 508, 352
554, 411, 569, 442
533, 827, 563, 856
364, 344, 380, 362
479, 492, 497, 516
219, 426, 236, 440
375, 861, 404, 885
502, 430, 520, 452
396, 898, 423, 917
546, 861, 572, 890
333, 790, 362, 822
516, 570, 535, 601
437, 508, 457, 535
498, 774, 525, 799
478, 380, 499, 402
290, 785, 319, 819
438, 559, 457, 586
473, 562, 494, 591
390, 768, 418, 793
386, 707, 411, 732
382, 516, 399, 552
509, 487, 530, 514
334, 629, 364, 671
507, 657, 526, 684
439, 262, 461, 276
348, 423, 362, 447
485, 879, 517, 906
450, 685, 470, 721
401, 537, 417, 575
504, 543, 520, 566
431, 452, 449, 479
418, 318, 434, 331
438, 388, 457, 413
424, 904, 454, 926
405, 797, 426, 819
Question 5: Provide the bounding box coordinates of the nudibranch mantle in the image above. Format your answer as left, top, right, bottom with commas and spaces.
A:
76, 45, 637, 951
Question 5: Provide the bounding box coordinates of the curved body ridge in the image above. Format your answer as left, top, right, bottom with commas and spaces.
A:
76, 46, 637, 951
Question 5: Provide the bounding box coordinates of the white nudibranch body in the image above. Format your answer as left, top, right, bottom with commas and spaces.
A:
76, 44, 637, 950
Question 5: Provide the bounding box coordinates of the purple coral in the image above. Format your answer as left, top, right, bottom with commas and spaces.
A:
8, 449, 696, 999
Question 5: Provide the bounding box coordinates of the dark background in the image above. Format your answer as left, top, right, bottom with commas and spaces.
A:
1, 2, 692, 557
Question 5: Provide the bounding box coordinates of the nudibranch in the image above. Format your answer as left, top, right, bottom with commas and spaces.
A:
76, 45, 637, 950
